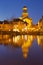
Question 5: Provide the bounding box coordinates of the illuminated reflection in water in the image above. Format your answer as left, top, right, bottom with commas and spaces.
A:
37, 35, 43, 50
0, 34, 43, 65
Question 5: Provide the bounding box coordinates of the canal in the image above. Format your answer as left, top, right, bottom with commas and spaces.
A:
0, 35, 43, 65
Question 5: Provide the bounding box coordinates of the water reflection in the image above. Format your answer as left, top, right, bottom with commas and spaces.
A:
0, 34, 43, 58
37, 35, 43, 50
0, 34, 34, 58
22, 35, 34, 58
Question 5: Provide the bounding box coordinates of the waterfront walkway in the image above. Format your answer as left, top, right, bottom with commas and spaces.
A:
0, 31, 43, 35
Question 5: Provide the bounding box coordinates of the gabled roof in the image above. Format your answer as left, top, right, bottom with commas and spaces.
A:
13, 18, 23, 22
39, 16, 43, 22
0, 21, 3, 24
10, 18, 28, 25
3, 20, 9, 24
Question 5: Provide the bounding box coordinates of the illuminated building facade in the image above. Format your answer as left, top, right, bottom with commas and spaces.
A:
38, 16, 43, 31
0, 6, 43, 33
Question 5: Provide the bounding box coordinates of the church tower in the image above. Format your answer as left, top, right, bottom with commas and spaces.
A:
22, 6, 28, 18
19, 6, 32, 28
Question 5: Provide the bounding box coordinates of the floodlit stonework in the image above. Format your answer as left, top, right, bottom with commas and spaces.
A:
0, 6, 43, 34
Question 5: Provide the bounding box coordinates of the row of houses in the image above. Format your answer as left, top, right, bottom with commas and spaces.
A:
0, 18, 28, 32
38, 16, 43, 31
0, 16, 43, 32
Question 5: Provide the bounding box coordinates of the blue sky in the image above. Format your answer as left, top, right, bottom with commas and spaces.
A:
0, 0, 43, 24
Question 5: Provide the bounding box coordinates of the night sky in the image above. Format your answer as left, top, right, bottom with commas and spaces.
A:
0, 0, 43, 24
